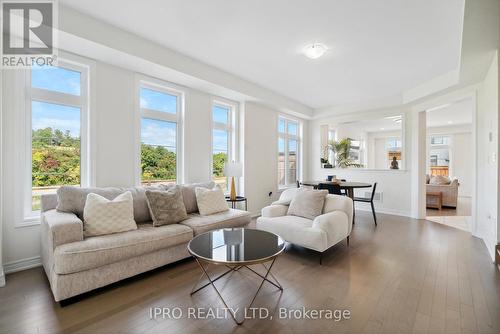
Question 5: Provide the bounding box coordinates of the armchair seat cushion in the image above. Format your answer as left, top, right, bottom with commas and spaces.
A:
54, 223, 193, 274
256, 216, 327, 252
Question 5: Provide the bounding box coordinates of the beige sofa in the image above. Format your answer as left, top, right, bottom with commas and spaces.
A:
426, 176, 459, 208
40, 183, 251, 302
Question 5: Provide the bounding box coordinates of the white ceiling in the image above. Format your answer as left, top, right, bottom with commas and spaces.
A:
426, 98, 473, 128
60, 0, 465, 110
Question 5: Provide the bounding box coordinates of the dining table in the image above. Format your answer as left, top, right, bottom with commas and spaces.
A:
299, 180, 373, 223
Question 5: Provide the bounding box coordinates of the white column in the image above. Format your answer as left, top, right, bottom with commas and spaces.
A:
410, 110, 427, 219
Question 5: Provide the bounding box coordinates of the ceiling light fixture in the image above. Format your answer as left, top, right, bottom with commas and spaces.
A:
303, 43, 328, 59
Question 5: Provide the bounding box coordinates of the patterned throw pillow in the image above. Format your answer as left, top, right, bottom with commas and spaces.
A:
195, 186, 229, 216
287, 188, 329, 220
83, 191, 137, 237
145, 186, 188, 226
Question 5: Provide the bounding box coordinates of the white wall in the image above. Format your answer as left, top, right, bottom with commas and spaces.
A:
243, 103, 280, 215
475, 51, 498, 259
452, 132, 473, 197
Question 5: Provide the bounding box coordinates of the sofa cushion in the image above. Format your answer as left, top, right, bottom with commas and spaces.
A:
256, 216, 327, 252
54, 223, 193, 274
56, 186, 160, 223
83, 191, 137, 237
171, 182, 215, 214
145, 187, 188, 226
179, 209, 251, 235
287, 189, 328, 220
429, 175, 451, 185
195, 186, 229, 216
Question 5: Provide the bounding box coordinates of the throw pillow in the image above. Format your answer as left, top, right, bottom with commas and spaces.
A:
287, 189, 328, 220
430, 175, 451, 185
83, 191, 137, 237
164, 182, 215, 214
56, 185, 161, 223
145, 186, 188, 226
195, 186, 229, 216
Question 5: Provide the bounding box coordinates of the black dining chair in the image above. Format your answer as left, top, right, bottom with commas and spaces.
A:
318, 182, 342, 195
353, 182, 377, 225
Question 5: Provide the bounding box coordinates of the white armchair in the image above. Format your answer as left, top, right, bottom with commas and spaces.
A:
256, 188, 353, 264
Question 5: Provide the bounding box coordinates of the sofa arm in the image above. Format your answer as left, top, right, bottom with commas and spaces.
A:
312, 211, 351, 242
42, 209, 83, 249
261, 205, 288, 218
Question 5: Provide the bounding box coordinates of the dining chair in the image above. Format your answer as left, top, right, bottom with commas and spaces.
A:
318, 182, 342, 195
340, 179, 347, 196
353, 182, 377, 225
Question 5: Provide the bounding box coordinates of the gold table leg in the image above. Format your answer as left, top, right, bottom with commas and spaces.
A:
191, 257, 281, 325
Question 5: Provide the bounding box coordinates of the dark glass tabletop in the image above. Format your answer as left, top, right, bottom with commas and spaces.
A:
188, 228, 285, 265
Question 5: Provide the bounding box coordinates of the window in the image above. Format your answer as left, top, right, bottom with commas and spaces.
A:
430, 136, 450, 145
28, 61, 88, 214
278, 117, 300, 187
139, 83, 182, 185
386, 138, 402, 168
212, 102, 236, 191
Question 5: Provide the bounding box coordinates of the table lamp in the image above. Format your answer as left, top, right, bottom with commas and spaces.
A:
223, 161, 242, 200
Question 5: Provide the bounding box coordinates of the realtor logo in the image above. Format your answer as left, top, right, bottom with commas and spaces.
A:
1, 0, 57, 68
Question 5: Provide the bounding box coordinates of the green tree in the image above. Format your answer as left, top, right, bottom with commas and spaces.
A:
141, 144, 177, 182
32, 127, 81, 187
212, 152, 227, 177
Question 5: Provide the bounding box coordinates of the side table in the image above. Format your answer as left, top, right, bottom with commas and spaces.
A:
225, 196, 248, 210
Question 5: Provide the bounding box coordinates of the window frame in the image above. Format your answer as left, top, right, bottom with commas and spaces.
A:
278, 115, 301, 189
24, 57, 92, 220
210, 99, 238, 192
136, 77, 184, 185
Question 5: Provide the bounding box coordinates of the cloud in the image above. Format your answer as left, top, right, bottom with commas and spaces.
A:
141, 119, 176, 148
32, 118, 80, 137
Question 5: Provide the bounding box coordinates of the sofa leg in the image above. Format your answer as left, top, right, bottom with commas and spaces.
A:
319, 252, 323, 265
347, 236, 350, 246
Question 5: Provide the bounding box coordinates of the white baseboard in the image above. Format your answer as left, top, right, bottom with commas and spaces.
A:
0, 267, 5, 287
3, 256, 42, 274
355, 206, 411, 218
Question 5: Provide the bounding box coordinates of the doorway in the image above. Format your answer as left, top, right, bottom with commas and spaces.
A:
424, 98, 475, 232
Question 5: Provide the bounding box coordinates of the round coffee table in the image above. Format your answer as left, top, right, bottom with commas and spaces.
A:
188, 228, 285, 325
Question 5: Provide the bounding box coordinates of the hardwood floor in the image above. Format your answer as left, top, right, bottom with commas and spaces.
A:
426, 196, 472, 217
1, 212, 499, 334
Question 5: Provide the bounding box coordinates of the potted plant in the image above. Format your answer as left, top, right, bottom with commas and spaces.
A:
329, 138, 363, 168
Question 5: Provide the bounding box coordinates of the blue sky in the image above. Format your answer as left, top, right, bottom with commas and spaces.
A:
213, 129, 228, 153
141, 118, 176, 151
278, 138, 297, 153
32, 101, 80, 136
32, 65, 80, 95
31, 66, 81, 137
213, 105, 229, 124
140, 88, 177, 113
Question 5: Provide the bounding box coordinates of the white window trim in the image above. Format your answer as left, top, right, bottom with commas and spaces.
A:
278, 115, 302, 189
23, 54, 94, 224
135, 76, 185, 185
210, 98, 239, 192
